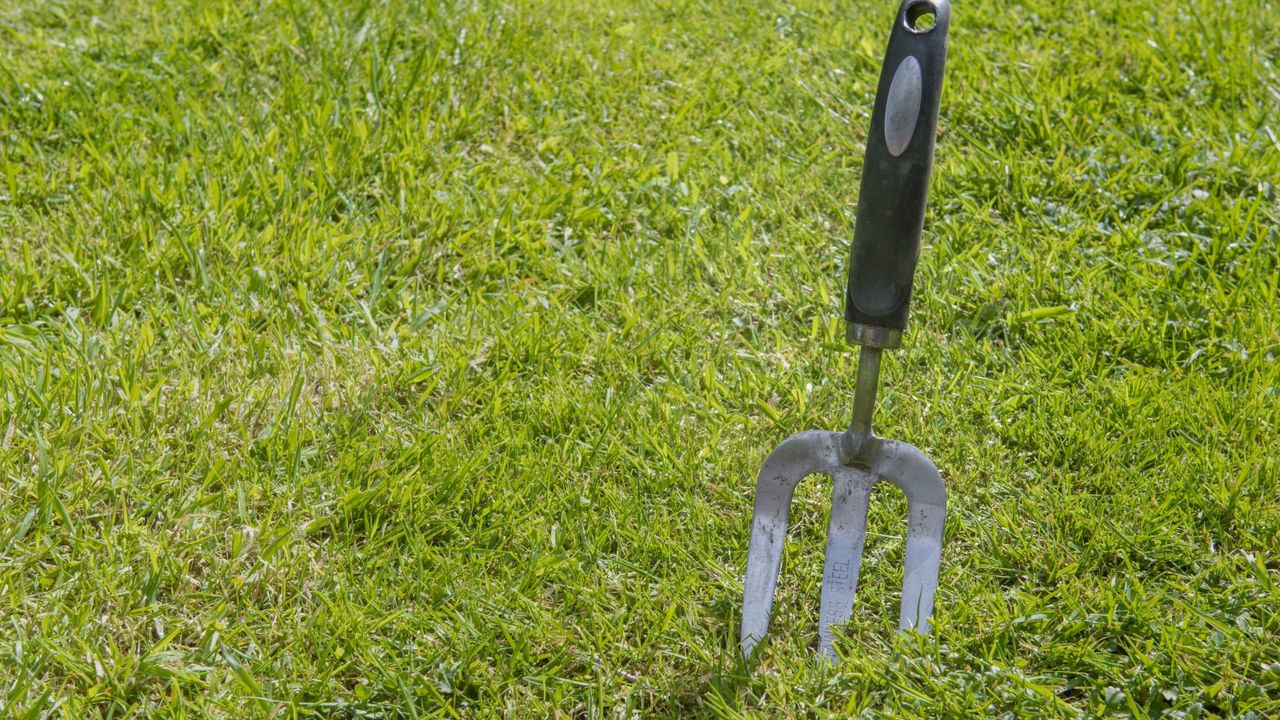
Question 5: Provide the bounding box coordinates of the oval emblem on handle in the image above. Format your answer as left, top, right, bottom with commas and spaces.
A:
884, 56, 922, 157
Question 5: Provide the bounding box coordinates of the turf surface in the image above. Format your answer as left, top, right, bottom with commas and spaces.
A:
2, 0, 1279, 716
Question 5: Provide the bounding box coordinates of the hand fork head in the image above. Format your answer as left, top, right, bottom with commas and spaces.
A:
740, 429, 946, 660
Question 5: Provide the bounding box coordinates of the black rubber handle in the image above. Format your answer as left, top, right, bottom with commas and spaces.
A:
844, 0, 950, 340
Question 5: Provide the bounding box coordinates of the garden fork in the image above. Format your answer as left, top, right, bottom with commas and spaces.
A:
741, 0, 950, 661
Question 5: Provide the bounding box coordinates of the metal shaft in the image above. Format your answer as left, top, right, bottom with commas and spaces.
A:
846, 345, 882, 455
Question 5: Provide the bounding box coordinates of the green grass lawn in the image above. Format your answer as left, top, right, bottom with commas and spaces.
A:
2, 0, 1279, 716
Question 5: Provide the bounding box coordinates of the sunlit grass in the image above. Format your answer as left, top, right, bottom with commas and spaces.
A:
1, 0, 1277, 716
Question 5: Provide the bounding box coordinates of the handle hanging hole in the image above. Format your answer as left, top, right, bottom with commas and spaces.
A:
904, 1, 937, 33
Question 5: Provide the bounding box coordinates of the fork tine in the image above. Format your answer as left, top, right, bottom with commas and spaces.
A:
874, 440, 947, 634
741, 431, 841, 658
816, 467, 876, 659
